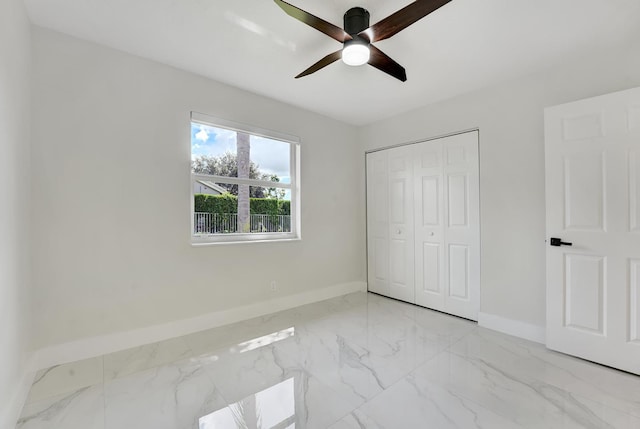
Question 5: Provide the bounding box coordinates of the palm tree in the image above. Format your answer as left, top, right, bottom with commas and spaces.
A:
231, 395, 261, 428
237, 132, 250, 232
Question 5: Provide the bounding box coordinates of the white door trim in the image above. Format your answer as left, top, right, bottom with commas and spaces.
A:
364, 127, 480, 155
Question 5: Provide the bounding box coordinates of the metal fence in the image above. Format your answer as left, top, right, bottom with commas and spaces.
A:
194, 212, 291, 234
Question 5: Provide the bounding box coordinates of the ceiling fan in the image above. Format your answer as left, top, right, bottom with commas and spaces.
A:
274, 0, 452, 82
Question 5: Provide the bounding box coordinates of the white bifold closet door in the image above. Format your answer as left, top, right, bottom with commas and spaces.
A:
366, 131, 480, 320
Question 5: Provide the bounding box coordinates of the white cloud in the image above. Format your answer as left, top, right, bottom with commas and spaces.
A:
195, 127, 209, 142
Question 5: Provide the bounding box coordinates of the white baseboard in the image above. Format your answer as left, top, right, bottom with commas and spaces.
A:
1, 353, 37, 429
35, 281, 367, 370
478, 312, 546, 344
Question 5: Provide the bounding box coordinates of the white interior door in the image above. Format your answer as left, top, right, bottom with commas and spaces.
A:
545, 86, 640, 375
414, 132, 480, 320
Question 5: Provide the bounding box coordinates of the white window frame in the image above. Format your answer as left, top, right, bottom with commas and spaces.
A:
190, 112, 301, 245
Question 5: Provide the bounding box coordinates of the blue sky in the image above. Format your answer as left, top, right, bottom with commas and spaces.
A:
191, 122, 291, 186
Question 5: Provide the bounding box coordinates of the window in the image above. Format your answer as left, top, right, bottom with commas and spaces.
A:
190, 112, 300, 244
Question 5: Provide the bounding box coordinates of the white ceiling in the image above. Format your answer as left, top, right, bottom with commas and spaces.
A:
24, 0, 640, 125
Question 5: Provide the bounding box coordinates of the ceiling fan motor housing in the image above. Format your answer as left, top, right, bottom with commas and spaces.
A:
344, 7, 370, 36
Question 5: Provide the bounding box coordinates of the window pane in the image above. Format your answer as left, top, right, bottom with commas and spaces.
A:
193, 184, 291, 235
248, 185, 291, 233
193, 191, 238, 235
250, 136, 291, 184
191, 124, 291, 184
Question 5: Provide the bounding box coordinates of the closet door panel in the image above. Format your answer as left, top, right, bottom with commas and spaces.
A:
442, 132, 480, 320
387, 146, 415, 303
366, 151, 390, 296
414, 141, 446, 310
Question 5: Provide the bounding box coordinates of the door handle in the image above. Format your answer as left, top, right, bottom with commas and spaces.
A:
550, 237, 572, 247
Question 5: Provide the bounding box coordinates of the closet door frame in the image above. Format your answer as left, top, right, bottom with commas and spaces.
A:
365, 128, 481, 321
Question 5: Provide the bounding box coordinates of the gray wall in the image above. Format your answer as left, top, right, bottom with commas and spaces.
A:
31, 27, 365, 348
0, 0, 32, 426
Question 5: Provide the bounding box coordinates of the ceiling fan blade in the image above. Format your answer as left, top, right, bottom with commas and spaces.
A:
274, 0, 352, 43
360, 0, 451, 43
295, 50, 343, 78
368, 45, 407, 82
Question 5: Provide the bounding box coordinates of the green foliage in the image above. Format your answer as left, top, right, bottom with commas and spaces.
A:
194, 194, 289, 215
279, 200, 290, 215
194, 193, 237, 213
249, 198, 279, 215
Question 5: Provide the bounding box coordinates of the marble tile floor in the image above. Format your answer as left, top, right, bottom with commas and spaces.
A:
16, 292, 640, 429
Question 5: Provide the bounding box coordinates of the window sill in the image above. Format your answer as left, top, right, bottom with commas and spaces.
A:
191, 234, 301, 246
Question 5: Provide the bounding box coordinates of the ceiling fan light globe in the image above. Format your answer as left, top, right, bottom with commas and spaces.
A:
342, 44, 369, 66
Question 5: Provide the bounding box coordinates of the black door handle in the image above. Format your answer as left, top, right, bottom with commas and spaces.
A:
550, 237, 572, 247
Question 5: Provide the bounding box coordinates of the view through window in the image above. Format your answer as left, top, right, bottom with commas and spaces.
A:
191, 114, 299, 243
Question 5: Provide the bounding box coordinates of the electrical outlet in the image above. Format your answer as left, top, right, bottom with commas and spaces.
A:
270, 280, 277, 292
